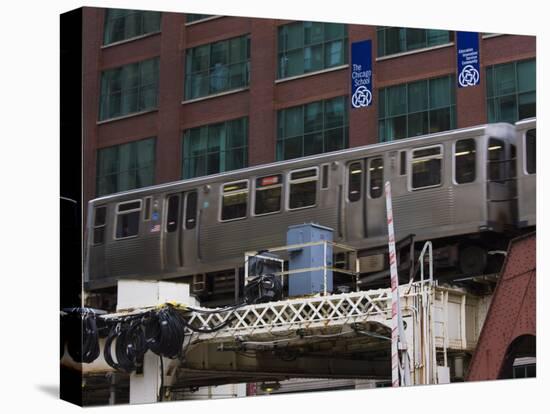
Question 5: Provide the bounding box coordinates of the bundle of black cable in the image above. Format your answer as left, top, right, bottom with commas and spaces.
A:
144, 305, 187, 359
244, 273, 283, 304
63, 309, 101, 364
104, 319, 148, 373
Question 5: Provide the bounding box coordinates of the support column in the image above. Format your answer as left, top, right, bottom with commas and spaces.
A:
248, 19, 277, 166
116, 280, 194, 404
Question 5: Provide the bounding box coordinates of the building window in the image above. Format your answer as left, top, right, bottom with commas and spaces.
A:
411, 146, 443, 190
182, 118, 248, 179
288, 168, 318, 210
454, 139, 476, 184
96, 138, 156, 196
103, 9, 161, 45
277, 96, 348, 161
184, 35, 250, 100
221, 181, 248, 221
378, 75, 456, 142
186, 14, 215, 23
99, 58, 159, 121
376, 27, 453, 57
278, 22, 348, 79
486, 59, 536, 123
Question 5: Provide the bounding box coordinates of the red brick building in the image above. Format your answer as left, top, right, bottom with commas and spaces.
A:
82, 8, 536, 206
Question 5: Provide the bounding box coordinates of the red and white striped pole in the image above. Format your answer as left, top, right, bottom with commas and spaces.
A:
385, 181, 402, 387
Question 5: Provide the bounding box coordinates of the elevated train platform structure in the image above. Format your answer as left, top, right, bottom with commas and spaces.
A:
64, 273, 493, 402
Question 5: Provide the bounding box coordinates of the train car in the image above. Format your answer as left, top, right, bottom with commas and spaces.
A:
514, 118, 536, 228
85, 122, 520, 293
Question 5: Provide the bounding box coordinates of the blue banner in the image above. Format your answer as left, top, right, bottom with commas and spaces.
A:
351, 40, 373, 108
457, 31, 480, 88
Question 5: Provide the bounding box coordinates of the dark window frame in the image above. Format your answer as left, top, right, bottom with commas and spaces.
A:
368, 158, 384, 199
454, 138, 477, 184
287, 167, 319, 211
92, 206, 107, 245
378, 75, 456, 143
182, 117, 249, 179
277, 21, 349, 79
114, 199, 142, 240
486, 59, 536, 123
277, 96, 349, 161
321, 163, 330, 190
185, 191, 198, 230
525, 129, 536, 175
99, 57, 160, 121
185, 14, 216, 24
376, 27, 454, 58
143, 196, 152, 221
254, 174, 283, 216
220, 180, 249, 222
347, 161, 363, 202
166, 195, 180, 233
96, 137, 156, 197
410, 145, 443, 190
103, 9, 161, 46
184, 34, 251, 101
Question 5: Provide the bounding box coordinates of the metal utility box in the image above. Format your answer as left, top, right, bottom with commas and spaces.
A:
287, 223, 333, 296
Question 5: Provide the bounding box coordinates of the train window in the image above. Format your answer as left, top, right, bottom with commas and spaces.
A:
526, 129, 536, 174
93, 206, 106, 245
166, 195, 180, 232
255, 174, 283, 215
143, 197, 152, 220
118, 201, 141, 212
321, 164, 330, 189
288, 168, 318, 210
115, 200, 142, 239
348, 162, 362, 202
510, 144, 517, 179
411, 145, 442, 190
488, 138, 505, 182
369, 158, 384, 198
454, 139, 476, 184
399, 151, 406, 175
185, 191, 198, 229
221, 181, 248, 221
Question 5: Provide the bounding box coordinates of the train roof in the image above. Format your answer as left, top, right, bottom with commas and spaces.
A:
89, 121, 522, 205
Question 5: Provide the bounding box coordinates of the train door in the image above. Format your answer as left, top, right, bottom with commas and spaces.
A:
181, 191, 199, 266
164, 191, 199, 272
164, 193, 183, 270
345, 160, 365, 241
486, 137, 514, 229
364, 155, 386, 238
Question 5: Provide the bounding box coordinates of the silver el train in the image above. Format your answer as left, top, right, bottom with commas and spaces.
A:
85, 120, 536, 292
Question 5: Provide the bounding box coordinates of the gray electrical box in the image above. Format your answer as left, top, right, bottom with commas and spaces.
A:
287, 223, 333, 296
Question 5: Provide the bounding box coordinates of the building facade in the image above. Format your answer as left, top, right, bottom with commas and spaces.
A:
82, 8, 536, 205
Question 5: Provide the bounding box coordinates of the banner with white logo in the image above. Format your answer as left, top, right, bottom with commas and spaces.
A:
457, 31, 480, 88
351, 40, 373, 108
